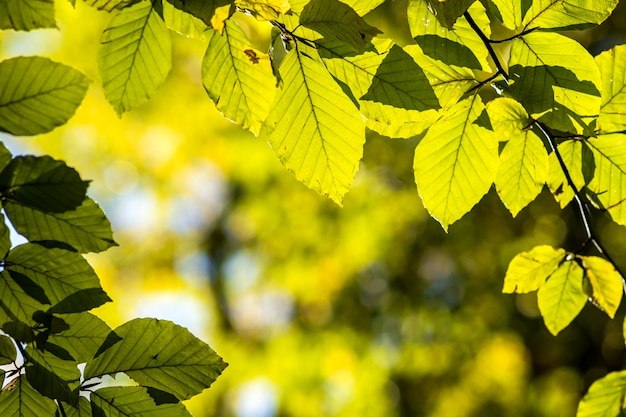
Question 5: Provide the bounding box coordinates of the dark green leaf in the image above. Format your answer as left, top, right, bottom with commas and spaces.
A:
0, 213, 12, 260
0, 376, 57, 417
0, 57, 89, 136
0, 156, 88, 213
25, 347, 80, 405
0, 269, 47, 328
48, 313, 114, 363
85, 318, 228, 400
423, 0, 475, 28
91, 386, 192, 417
60, 397, 92, 417
0, 0, 55, 30
0, 335, 17, 365
5, 197, 117, 253
2, 321, 35, 343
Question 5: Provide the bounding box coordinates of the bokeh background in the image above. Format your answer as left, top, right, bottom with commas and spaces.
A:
1, 1, 626, 415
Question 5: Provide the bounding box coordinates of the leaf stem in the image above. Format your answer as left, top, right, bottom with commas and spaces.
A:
463, 12, 509, 85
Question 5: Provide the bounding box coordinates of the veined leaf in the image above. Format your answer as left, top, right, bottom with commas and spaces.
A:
4, 197, 117, 254
99, 0, 172, 116
422, 0, 475, 28
0, 57, 89, 136
579, 255, 623, 318
166, 0, 235, 27
83, 0, 141, 11
59, 397, 91, 417
235, 0, 290, 20
0, 376, 57, 417
407, 0, 491, 71
503, 245, 566, 293
547, 139, 593, 208
586, 134, 626, 225
577, 371, 626, 417
340, 0, 385, 16
596, 45, 626, 134
0, 156, 88, 213
91, 386, 192, 417
414, 94, 499, 230
25, 347, 80, 404
47, 313, 113, 363
0, 0, 55, 30
487, 98, 548, 216
522, 0, 619, 31
300, 0, 381, 53
0, 213, 12, 259
162, 0, 209, 39
508, 32, 601, 134
489, 0, 524, 30
0, 335, 17, 365
202, 20, 276, 135
262, 47, 366, 205
537, 259, 586, 335
84, 318, 227, 400
0, 269, 47, 328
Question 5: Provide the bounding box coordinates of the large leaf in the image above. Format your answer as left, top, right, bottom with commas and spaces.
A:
25, 347, 80, 404
503, 245, 566, 293
596, 45, 626, 134
99, 0, 172, 115
537, 259, 587, 335
507, 32, 601, 134
83, 0, 142, 11
580, 255, 623, 318
162, 0, 208, 39
91, 386, 192, 417
0, 156, 88, 213
407, 0, 491, 71
522, 0, 619, 31
84, 318, 227, 400
0, 0, 55, 30
0, 57, 89, 136
47, 313, 114, 363
413, 94, 499, 230
300, 0, 381, 53
487, 98, 548, 216
0, 376, 57, 417
547, 139, 593, 208
586, 134, 626, 225
262, 48, 366, 205
577, 371, 626, 417
202, 20, 276, 135
4, 197, 117, 254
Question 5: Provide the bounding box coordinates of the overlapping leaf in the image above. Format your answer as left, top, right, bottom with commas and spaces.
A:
537, 259, 586, 335
235, 0, 290, 20
0, 376, 57, 417
503, 246, 566, 293
25, 347, 80, 404
165, 0, 235, 27
263, 47, 365, 205
547, 139, 593, 208
596, 45, 626, 134
414, 94, 499, 230
422, 0, 476, 28
99, 0, 172, 115
580, 256, 623, 318
0, 213, 12, 259
85, 318, 227, 400
0, 57, 89, 136
47, 313, 113, 363
162, 0, 209, 39
489, 0, 524, 30
92, 386, 192, 417
0, 269, 47, 329
522, 0, 619, 31
0, 0, 55, 30
508, 32, 601, 134
202, 20, 276, 135
83, 0, 141, 11
0, 335, 16, 365
577, 371, 626, 417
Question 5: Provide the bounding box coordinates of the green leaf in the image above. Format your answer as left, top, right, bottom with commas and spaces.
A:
0, 335, 17, 365
596, 45, 626, 134
162, 0, 209, 39
4, 197, 117, 253
413, 94, 499, 230
60, 397, 92, 417
47, 313, 114, 363
25, 347, 80, 404
84, 318, 227, 400
547, 139, 593, 208
576, 370, 626, 417
422, 0, 476, 28
586, 134, 626, 225
0, 269, 47, 329
503, 245, 566, 293
489, 0, 524, 30
0, 57, 89, 136
0, 0, 55, 30
0, 156, 88, 213
91, 386, 192, 417
234, 0, 290, 20
487, 98, 548, 216
300, 0, 381, 53
507, 32, 601, 134
202, 20, 276, 135
579, 255, 623, 318
83, 0, 142, 11
522, 0, 619, 31
537, 259, 586, 335
0, 376, 57, 417
5, 243, 110, 313
0, 213, 12, 259
262, 47, 366, 205
408, 0, 491, 71
166, 0, 234, 27
99, 0, 172, 116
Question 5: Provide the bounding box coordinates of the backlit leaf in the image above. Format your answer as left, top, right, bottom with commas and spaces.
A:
25, 347, 80, 404
91, 386, 192, 417
235, 0, 290, 20
580, 255, 623, 318
577, 371, 626, 417
162, 0, 209, 39
413, 94, 499, 230
166, 0, 235, 27
422, 0, 476, 29
595, 45, 626, 134
0, 57, 89, 136
0, 0, 55, 30
47, 313, 113, 363
0, 376, 57, 417
537, 259, 586, 335
522, 0, 619, 31
503, 245, 566, 293
83, 0, 141, 11
99, 0, 172, 115
0, 335, 17, 365
547, 139, 593, 208
489, 0, 523, 30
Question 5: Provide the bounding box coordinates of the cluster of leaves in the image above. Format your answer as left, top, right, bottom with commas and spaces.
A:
0, 8, 227, 417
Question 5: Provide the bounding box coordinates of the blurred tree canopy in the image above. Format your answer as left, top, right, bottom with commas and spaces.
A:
1, 0, 626, 416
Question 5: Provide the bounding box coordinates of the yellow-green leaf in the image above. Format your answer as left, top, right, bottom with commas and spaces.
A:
0, 0, 55, 31
522, 0, 619, 31
579, 255, 623, 318
162, 0, 209, 39
235, 0, 290, 20
547, 139, 592, 208
577, 371, 626, 417
596, 45, 626, 134
503, 245, 566, 293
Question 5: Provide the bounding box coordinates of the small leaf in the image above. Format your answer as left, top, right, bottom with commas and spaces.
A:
596, 45, 626, 134
0, 57, 89, 136
99, 0, 172, 115
547, 139, 592, 208
84, 318, 227, 400
91, 386, 192, 417
235, 0, 290, 20
414, 94, 499, 230
167, 0, 235, 27
522, 0, 619, 31
422, 0, 476, 29
579, 255, 623, 318
0, 0, 55, 30
537, 260, 587, 335
576, 371, 626, 417
4, 197, 117, 253
0, 376, 57, 417
489, 0, 523, 30
503, 246, 566, 293
83, 0, 142, 11
300, 0, 381, 53
0, 335, 17, 365
0, 213, 12, 259
47, 313, 114, 363
162, 0, 209, 39
25, 347, 80, 405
